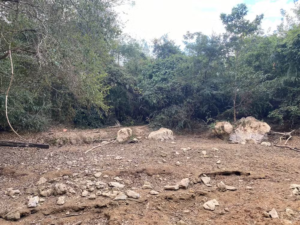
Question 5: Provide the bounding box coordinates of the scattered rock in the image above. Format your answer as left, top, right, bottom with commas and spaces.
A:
5, 210, 21, 221
160, 152, 167, 157
7, 188, 20, 198
115, 156, 123, 160
36, 177, 47, 185
261, 142, 271, 147
178, 178, 189, 189
203, 199, 219, 211
177, 220, 187, 225
175, 161, 181, 166
226, 185, 237, 191
94, 172, 102, 178
81, 190, 89, 197
290, 184, 300, 195
114, 177, 123, 181
269, 208, 279, 219
201, 177, 211, 186
54, 183, 67, 195
114, 192, 127, 200
28, 196, 39, 208
213, 121, 233, 139
117, 128, 133, 143
164, 184, 179, 191
109, 182, 125, 189
142, 181, 153, 189
181, 147, 191, 152
126, 190, 140, 199
57, 196, 65, 205
150, 190, 159, 195
202, 151, 207, 156
148, 128, 174, 141
217, 181, 227, 192
102, 191, 119, 198
40, 188, 54, 197
229, 117, 271, 144
95, 181, 107, 189
246, 186, 253, 190
216, 160, 221, 164
286, 208, 295, 217
88, 194, 96, 200
68, 187, 76, 194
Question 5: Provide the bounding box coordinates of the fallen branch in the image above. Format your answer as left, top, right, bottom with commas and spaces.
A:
270, 130, 295, 145
85, 142, 110, 154
0, 141, 49, 149
274, 145, 300, 152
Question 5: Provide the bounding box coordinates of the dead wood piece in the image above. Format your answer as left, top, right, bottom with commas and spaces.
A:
199, 170, 251, 178
270, 130, 295, 145
274, 145, 300, 152
0, 141, 49, 149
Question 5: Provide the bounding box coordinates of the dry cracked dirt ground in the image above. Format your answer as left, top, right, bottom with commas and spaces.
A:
1, 126, 300, 225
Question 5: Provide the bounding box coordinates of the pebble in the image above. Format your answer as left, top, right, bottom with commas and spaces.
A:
246, 186, 253, 190
175, 161, 181, 166
95, 181, 106, 189
126, 190, 140, 199
286, 208, 295, 217
216, 160, 221, 164
177, 220, 187, 225
103, 175, 109, 178
202, 151, 207, 155
217, 181, 227, 192
269, 208, 279, 219
261, 142, 271, 147
164, 184, 179, 191
143, 181, 153, 189
102, 191, 119, 198
7, 188, 20, 198
40, 188, 53, 197
115, 156, 123, 160
36, 177, 47, 185
201, 177, 211, 186
57, 196, 65, 205
28, 196, 39, 208
178, 178, 190, 189
94, 172, 102, 178
150, 190, 159, 195
88, 194, 96, 200
5, 211, 21, 221
114, 192, 127, 200
54, 183, 67, 195
109, 182, 125, 188
114, 177, 123, 181
81, 190, 89, 197
203, 199, 219, 211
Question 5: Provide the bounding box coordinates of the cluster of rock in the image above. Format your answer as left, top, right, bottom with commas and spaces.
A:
116, 127, 174, 143
213, 117, 271, 144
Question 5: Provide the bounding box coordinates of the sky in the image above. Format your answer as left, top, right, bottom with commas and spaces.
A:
117, 0, 296, 44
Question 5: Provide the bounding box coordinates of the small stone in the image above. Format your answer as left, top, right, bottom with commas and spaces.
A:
164, 184, 179, 191
203, 199, 219, 211
226, 185, 237, 191
217, 181, 227, 192
95, 181, 106, 189
54, 183, 67, 195
115, 156, 123, 160
114, 192, 127, 200
109, 182, 125, 188
126, 190, 140, 199
142, 181, 153, 189
269, 208, 279, 219
224, 208, 229, 212
286, 208, 295, 217
5, 211, 21, 221
216, 160, 221, 164
103, 175, 109, 178
96, 191, 102, 196
57, 196, 65, 205
290, 184, 300, 189
36, 177, 47, 185
40, 188, 53, 197
160, 152, 167, 157
28, 196, 39, 208
202, 151, 207, 155
68, 187, 76, 194
39, 198, 45, 203
102, 191, 119, 198
175, 151, 180, 155
63, 175, 69, 180
246, 186, 253, 190
175, 161, 181, 166
94, 172, 102, 178
7, 189, 20, 197
201, 177, 211, 186
178, 178, 190, 189
212, 148, 219, 151
261, 142, 271, 147
262, 211, 270, 218
81, 190, 89, 197
88, 194, 96, 200
150, 190, 159, 195
102, 141, 110, 145
177, 220, 187, 225
114, 177, 123, 181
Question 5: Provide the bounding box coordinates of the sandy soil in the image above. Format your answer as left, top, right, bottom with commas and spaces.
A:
1, 126, 300, 225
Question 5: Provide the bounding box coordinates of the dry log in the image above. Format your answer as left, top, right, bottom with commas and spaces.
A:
0, 141, 49, 149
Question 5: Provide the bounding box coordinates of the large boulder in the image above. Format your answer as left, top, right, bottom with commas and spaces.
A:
148, 128, 174, 141
117, 128, 132, 143
212, 121, 233, 138
229, 117, 271, 144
